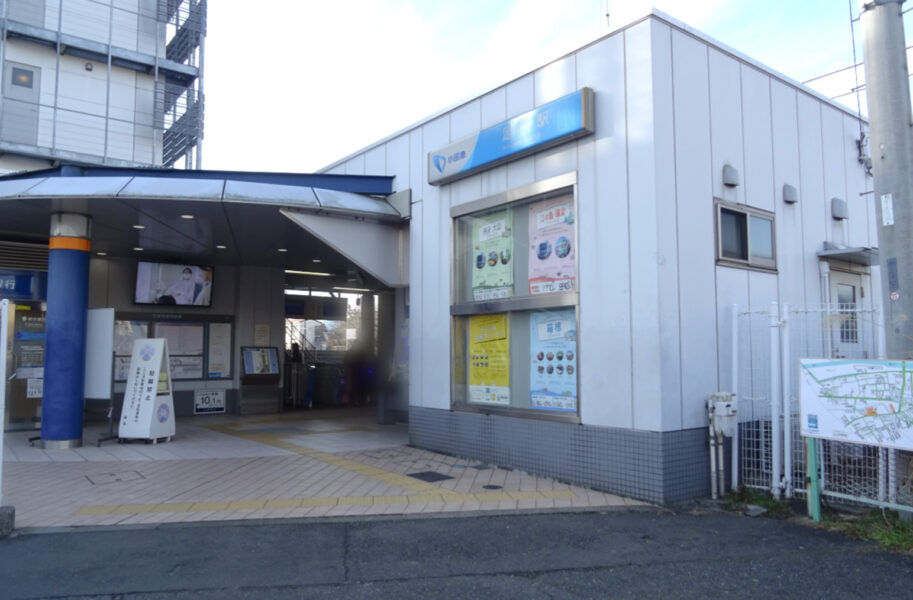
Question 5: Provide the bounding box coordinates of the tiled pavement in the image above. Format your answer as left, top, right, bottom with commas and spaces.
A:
1, 408, 648, 529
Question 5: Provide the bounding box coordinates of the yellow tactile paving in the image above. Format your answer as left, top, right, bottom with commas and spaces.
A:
206, 422, 463, 498
5, 410, 647, 528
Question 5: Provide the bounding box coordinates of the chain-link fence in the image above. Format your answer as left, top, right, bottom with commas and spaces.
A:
734, 303, 913, 512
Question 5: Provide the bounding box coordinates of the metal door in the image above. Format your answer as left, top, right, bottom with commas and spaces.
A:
829, 272, 863, 359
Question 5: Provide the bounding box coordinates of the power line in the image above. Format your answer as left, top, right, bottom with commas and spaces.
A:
802, 43, 913, 84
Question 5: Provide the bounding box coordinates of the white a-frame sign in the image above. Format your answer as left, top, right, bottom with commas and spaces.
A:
119, 338, 176, 441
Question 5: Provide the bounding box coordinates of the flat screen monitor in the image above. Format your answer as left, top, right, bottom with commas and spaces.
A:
134, 261, 214, 307
241, 347, 280, 376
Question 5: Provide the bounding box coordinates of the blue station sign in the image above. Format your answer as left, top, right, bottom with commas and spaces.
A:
0, 269, 47, 300
428, 87, 594, 186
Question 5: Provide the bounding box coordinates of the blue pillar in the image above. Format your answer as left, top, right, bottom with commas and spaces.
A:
39, 214, 91, 448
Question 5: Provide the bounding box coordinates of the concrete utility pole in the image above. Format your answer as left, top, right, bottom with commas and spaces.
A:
861, 0, 913, 359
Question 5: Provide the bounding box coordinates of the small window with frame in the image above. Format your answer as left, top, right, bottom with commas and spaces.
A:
716, 201, 775, 270
11, 67, 33, 89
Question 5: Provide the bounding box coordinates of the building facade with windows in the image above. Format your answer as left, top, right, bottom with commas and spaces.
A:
0, 0, 204, 174
0, 9, 877, 504
321, 11, 877, 504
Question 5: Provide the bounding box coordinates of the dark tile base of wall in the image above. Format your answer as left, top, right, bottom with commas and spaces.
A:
409, 406, 710, 505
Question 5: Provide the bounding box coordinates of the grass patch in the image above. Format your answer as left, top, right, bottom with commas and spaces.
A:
723, 487, 794, 518
824, 509, 913, 552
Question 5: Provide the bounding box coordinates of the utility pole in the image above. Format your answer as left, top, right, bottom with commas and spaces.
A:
860, 0, 913, 359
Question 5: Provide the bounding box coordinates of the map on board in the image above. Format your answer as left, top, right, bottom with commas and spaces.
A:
799, 359, 913, 451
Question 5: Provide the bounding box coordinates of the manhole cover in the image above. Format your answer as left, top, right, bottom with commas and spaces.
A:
407, 471, 454, 483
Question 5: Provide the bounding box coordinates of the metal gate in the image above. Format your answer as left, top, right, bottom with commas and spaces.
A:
733, 303, 913, 511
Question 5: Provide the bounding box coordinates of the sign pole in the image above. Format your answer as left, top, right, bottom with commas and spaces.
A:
0, 300, 8, 507
806, 437, 822, 522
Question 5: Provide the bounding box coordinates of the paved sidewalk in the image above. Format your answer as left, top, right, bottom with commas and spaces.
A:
2, 409, 646, 529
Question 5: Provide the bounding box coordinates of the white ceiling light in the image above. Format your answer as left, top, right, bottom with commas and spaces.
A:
285, 270, 332, 277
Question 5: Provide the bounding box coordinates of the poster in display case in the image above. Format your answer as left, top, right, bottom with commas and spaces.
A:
467, 313, 510, 405
471, 209, 513, 301
528, 196, 576, 295
529, 309, 577, 412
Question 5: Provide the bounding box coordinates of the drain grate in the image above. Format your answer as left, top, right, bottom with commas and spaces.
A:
483, 484, 502, 490
86, 471, 146, 485
407, 471, 454, 483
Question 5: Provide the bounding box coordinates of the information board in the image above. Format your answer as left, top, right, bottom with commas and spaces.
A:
194, 389, 226, 414
799, 358, 913, 451
119, 338, 176, 441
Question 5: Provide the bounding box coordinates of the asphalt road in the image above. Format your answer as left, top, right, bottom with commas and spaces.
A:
2, 507, 911, 599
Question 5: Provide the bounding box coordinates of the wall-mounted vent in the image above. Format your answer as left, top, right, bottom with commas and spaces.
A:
0, 241, 49, 271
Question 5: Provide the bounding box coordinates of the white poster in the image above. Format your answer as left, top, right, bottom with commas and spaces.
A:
119, 338, 176, 441
155, 322, 204, 355
208, 322, 232, 378
254, 323, 270, 346
26, 378, 42, 399
169, 355, 204, 379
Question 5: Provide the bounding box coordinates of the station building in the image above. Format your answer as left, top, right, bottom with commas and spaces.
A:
0, 7, 877, 504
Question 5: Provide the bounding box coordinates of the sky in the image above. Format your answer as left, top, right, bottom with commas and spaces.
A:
201, 1, 911, 173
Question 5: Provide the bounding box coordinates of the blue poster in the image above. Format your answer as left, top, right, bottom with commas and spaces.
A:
529, 309, 577, 412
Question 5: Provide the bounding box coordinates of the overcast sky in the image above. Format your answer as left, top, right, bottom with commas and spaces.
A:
201, 1, 911, 173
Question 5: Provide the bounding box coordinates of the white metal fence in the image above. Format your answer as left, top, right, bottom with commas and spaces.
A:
733, 302, 913, 511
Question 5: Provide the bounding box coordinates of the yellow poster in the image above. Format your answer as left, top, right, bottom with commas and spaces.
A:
468, 313, 510, 405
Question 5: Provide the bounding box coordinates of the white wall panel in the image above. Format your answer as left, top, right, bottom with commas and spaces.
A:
111, 6, 139, 52
842, 114, 871, 248
770, 80, 807, 307
715, 266, 749, 392
708, 49, 744, 206
821, 106, 848, 246
479, 164, 508, 198
506, 74, 534, 118
419, 116, 451, 410
741, 66, 775, 213
409, 200, 424, 407
797, 94, 827, 305
534, 55, 575, 106
409, 129, 424, 197
450, 100, 480, 139
748, 270, 779, 306
450, 174, 482, 208
651, 21, 683, 432
344, 154, 365, 176
506, 155, 535, 190
672, 30, 718, 430
623, 23, 664, 431
385, 134, 410, 192
364, 145, 386, 176
576, 32, 632, 428
107, 119, 133, 161
481, 88, 507, 128
534, 143, 577, 181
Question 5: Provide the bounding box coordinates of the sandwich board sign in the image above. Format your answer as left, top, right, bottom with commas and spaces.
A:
119, 338, 175, 441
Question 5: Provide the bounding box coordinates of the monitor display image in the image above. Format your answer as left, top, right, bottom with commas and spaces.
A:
241, 347, 280, 376
134, 261, 214, 307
